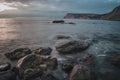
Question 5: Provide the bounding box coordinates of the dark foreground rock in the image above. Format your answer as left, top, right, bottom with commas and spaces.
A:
61, 60, 74, 73
0, 63, 11, 72
33, 47, 52, 55
41, 73, 59, 80
107, 53, 120, 67
70, 64, 96, 80
16, 54, 58, 79
55, 40, 90, 53
52, 20, 65, 23
0, 70, 16, 80
98, 68, 120, 80
5, 48, 31, 60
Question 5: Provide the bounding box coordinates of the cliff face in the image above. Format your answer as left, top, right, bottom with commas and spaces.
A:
101, 6, 120, 21
64, 6, 120, 21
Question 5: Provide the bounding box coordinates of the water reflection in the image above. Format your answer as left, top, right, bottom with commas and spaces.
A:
0, 19, 18, 41
0, 19, 19, 53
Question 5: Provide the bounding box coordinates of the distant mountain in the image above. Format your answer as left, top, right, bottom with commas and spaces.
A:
64, 6, 120, 21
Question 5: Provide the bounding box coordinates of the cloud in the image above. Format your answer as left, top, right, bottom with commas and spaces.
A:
0, 0, 120, 14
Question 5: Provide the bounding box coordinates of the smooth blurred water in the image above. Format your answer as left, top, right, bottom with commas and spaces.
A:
0, 18, 120, 80
0, 18, 119, 53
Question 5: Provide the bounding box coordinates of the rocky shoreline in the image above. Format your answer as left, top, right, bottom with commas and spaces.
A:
0, 35, 120, 80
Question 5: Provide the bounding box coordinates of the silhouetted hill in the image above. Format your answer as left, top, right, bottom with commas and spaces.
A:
64, 6, 120, 21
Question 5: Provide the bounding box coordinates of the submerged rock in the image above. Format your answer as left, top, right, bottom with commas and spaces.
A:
33, 47, 52, 55
0, 63, 11, 72
107, 53, 120, 67
55, 40, 90, 53
16, 54, 58, 79
5, 48, 31, 60
70, 64, 96, 80
0, 70, 16, 80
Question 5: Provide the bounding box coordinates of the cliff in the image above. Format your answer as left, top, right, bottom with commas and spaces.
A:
64, 6, 120, 21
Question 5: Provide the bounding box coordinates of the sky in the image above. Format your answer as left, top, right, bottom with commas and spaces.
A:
0, 0, 120, 18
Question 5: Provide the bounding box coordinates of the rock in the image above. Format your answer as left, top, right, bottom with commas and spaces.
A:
33, 47, 52, 55
52, 20, 65, 23
55, 40, 89, 53
16, 54, 58, 79
70, 64, 96, 80
16, 54, 42, 78
24, 68, 42, 80
107, 53, 120, 67
41, 73, 58, 80
68, 22, 76, 24
98, 68, 120, 80
54, 34, 71, 40
61, 60, 74, 73
76, 54, 95, 67
42, 57, 58, 70
5, 48, 31, 60
0, 70, 16, 80
0, 63, 11, 72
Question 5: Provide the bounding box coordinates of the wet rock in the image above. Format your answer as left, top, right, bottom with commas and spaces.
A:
41, 73, 59, 80
0, 70, 16, 80
0, 63, 11, 72
61, 61, 74, 73
107, 53, 120, 67
70, 64, 96, 80
68, 22, 76, 24
16, 54, 42, 78
55, 40, 90, 53
54, 34, 71, 40
33, 47, 52, 55
16, 54, 58, 79
24, 68, 42, 80
52, 20, 65, 23
42, 57, 58, 70
5, 48, 31, 60
76, 54, 95, 67
98, 68, 120, 80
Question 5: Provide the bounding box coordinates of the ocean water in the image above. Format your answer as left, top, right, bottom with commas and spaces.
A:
0, 18, 120, 79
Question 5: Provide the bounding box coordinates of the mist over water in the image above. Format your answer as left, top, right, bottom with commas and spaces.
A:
0, 18, 120, 79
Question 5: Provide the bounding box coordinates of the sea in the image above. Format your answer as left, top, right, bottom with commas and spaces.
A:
0, 17, 120, 80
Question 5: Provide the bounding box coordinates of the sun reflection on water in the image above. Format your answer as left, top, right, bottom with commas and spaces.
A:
0, 19, 18, 41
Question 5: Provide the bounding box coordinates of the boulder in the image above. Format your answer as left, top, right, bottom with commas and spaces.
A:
54, 34, 71, 40
0, 70, 16, 80
41, 73, 58, 80
70, 64, 96, 80
98, 68, 120, 80
55, 40, 89, 53
68, 22, 76, 24
76, 54, 95, 67
16, 54, 43, 78
33, 47, 52, 55
16, 54, 58, 79
107, 53, 120, 67
0, 63, 11, 72
24, 68, 42, 80
52, 20, 65, 23
5, 48, 31, 60
61, 60, 74, 73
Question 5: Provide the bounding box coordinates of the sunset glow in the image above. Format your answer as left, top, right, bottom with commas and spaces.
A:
0, 3, 17, 12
